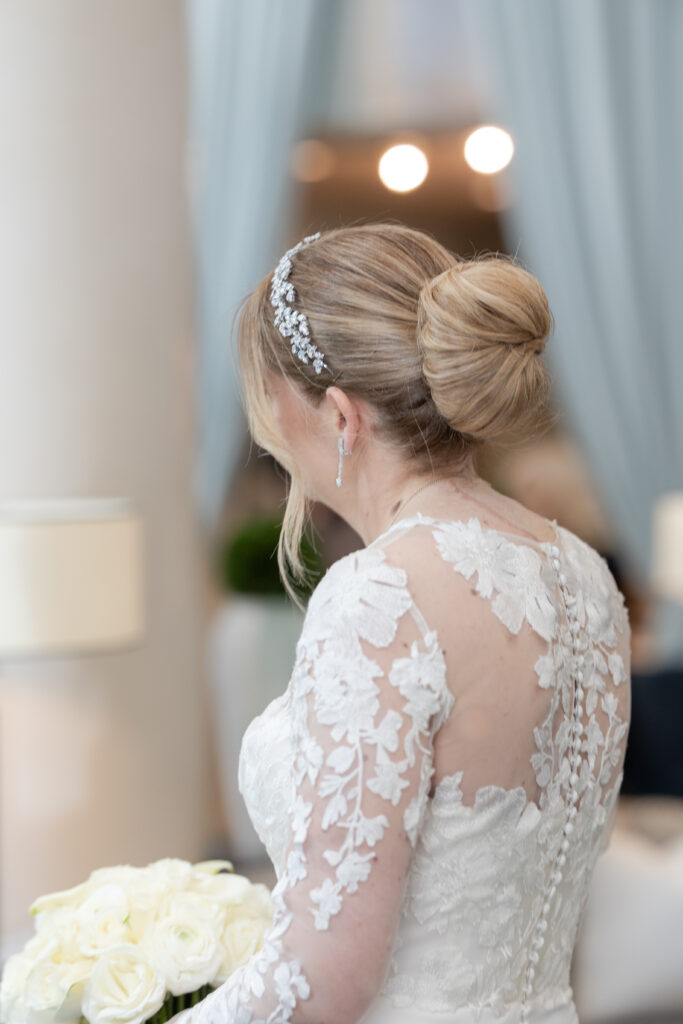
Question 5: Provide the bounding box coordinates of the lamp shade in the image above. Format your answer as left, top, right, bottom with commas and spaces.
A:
652, 491, 683, 603
0, 498, 145, 657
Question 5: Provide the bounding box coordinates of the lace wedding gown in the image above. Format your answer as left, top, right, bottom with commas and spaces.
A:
181, 510, 631, 1024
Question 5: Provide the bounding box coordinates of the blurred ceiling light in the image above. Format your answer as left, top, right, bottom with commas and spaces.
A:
464, 125, 514, 174
290, 139, 337, 183
378, 143, 429, 193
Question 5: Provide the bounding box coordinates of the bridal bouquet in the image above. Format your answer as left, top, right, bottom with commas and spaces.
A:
0, 858, 273, 1024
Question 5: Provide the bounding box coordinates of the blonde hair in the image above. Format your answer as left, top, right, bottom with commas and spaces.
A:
233, 221, 556, 610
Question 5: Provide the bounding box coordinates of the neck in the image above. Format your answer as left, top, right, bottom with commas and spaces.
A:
341, 456, 484, 546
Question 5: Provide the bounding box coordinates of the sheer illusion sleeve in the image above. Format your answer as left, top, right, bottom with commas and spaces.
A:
173, 546, 453, 1024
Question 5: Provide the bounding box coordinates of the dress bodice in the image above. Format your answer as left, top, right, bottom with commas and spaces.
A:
194, 512, 631, 1024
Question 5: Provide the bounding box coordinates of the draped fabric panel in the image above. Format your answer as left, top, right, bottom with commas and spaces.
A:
461, 0, 683, 660
186, 0, 337, 534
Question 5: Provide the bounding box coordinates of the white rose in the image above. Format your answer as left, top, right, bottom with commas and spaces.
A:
123, 861, 195, 941
81, 944, 166, 1024
49, 910, 87, 965
20, 929, 61, 964
159, 890, 227, 930
84, 864, 172, 944
74, 884, 131, 957
140, 894, 223, 996
22, 953, 91, 1023
1, 951, 35, 1024
215, 918, 268, 983
1, 930, 90, 1024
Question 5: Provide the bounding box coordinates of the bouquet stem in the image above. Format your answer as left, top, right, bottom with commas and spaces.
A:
79, 984, 215, 1024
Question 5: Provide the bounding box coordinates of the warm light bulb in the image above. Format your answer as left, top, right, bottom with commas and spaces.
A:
464, 125, 514, 174
378, 144, 429, 193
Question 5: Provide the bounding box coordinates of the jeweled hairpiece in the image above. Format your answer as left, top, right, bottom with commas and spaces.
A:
270, 231, 330, 375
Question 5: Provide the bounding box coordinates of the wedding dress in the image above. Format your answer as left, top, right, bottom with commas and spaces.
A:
182, 509, 631, 1024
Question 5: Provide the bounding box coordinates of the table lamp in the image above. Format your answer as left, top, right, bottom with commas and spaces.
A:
652, 492, 683, 605
0, 498, 145, 658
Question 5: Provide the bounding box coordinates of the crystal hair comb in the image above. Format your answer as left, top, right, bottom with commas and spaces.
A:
270, 232, 330, 375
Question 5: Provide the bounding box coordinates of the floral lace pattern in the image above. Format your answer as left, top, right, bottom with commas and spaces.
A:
375, 516, 630, 1019
430, 517, 558, 641
180, 544, 454, 1024
177, 514, 630, 1024
288, 549, 453, 926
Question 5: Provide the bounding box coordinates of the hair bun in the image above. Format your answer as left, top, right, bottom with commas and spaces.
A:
416, 254, 554, 443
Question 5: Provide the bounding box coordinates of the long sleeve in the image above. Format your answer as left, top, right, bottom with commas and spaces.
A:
174, 546, 453, 1024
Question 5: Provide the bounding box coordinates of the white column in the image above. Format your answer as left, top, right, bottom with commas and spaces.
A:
0, 0, 212, 954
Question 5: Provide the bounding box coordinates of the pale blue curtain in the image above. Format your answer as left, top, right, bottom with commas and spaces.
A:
461, 0, 683, 662
185, 0, 339, 535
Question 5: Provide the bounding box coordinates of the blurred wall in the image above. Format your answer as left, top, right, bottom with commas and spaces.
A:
0, 0, 212, 953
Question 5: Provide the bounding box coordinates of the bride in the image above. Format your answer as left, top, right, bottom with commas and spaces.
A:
172, 223, 631, 1023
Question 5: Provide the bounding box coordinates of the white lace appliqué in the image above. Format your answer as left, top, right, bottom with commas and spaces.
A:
177, 515, 630, 1024
377, 517, 630, 1020
181, 545, 453, 1024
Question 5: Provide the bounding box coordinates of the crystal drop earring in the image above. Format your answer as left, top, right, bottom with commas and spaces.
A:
336, 435, 352, 488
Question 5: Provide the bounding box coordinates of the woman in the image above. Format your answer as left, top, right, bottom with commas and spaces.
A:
175, 223, 631, 1024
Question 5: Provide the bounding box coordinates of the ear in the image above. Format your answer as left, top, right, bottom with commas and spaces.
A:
325, 386, 365, 450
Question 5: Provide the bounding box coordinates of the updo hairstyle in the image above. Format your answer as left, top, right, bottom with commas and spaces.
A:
233, 221, 555, 608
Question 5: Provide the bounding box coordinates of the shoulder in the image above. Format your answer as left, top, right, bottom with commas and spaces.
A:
300, 543, 413, 651
304, 519, 452, 627
301, 519, 482, 644
294, 536, 453, 736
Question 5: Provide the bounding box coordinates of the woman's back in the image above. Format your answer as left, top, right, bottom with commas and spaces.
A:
188, 495, 631, 1024
174, 222, 634, 1024
357, 507, 631, 1021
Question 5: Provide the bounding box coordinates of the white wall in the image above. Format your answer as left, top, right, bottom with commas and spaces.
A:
0, 0, 212, 954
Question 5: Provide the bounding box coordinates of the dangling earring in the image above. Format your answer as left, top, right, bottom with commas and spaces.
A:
336, 435, 352, 488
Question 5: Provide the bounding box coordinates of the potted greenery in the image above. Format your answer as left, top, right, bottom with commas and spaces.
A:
207, 515, 326, 864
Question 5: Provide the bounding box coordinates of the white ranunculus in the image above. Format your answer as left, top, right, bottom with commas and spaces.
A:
140, 894, 223, 996
81, 944, 166, 1024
